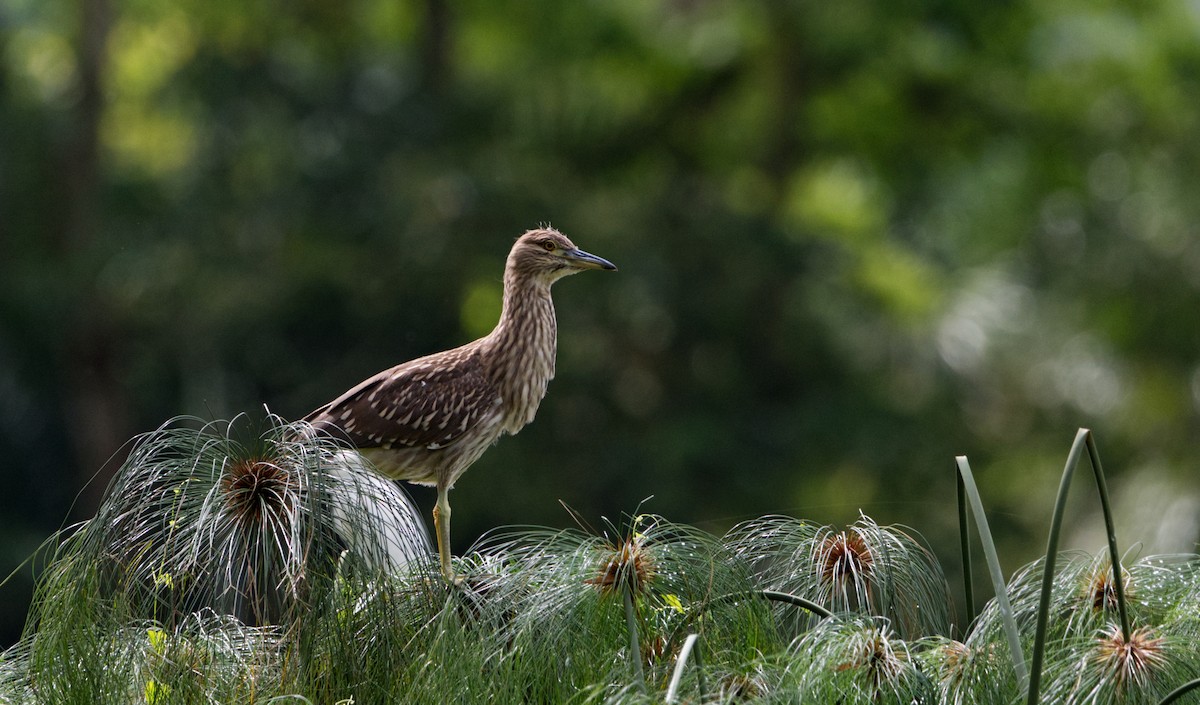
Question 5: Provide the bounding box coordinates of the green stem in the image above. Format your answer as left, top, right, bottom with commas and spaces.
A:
665, 633, 699, 703
956, 455, 1028, 693
1158, 677, 1200, 705
1085, 432, 1130, 641
662, 588, 832, 654
957, 469, 975, 629
624, 587, 645, 692
1027, 430, 1088, 705
759, 590, 835, 619
1028, 429, 1129, 705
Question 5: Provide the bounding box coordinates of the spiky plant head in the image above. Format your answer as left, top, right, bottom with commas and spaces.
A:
725, 514, 951, 639
782, 615, 931, 703
924, 638, 972, 690
845, 628, 901, 676
16, 414, 431, 702
817, 529, 875, 599
994, 550, 1197, 650
1094, 624, 1167, 692
587, 535, 656, 598
914, 636, 1017, 705
1038, 618, 1200, 704
63, 415, 427, 625
220, 457, 299, 530
1089, 567, 1123, 612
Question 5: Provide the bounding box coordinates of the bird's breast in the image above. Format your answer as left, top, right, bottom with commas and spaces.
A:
501, 354, 553, 433
488, 290, 558, 434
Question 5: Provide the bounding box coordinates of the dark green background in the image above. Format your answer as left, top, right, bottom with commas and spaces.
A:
3, 0, 1198, 645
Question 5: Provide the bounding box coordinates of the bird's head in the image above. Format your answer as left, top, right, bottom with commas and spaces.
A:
508, 227, 617, 284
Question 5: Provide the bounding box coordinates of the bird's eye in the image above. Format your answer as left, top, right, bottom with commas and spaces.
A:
540, 240, 556, 252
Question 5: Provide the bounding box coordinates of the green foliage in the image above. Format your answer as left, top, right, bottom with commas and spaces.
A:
30, 415, 428, 628
915, 634, 1019, 705
776, 615, 932, 704
988, 553, 1200, 705
2, 417, 428, 703
3, 422, 1199, 703
293, 515, 784, 703
726, 513, 951, 639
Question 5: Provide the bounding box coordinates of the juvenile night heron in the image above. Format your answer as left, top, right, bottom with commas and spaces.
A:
304, 228, 616, 581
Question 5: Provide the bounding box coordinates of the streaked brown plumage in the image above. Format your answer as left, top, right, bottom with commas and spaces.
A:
304, 227, 616, 580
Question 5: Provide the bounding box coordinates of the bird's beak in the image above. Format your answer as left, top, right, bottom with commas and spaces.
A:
565, 248, 617, 271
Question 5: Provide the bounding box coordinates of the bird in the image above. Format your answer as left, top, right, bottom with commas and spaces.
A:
303, 227, 616, 581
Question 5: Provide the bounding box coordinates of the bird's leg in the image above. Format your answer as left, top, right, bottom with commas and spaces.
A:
432, 484, 456, 583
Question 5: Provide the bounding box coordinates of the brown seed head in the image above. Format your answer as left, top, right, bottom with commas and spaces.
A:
1094, 624, 1167, 689
819, 530, 874, 585
835, 627, 905, 689
934, 640, 972, 688
1086, 563, 1131, 613
220, 458, 298, 525
586, 536, 655, 596
941, 639, 970, 671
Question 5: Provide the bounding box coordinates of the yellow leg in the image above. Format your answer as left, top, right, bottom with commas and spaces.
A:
432, 485, 456, 583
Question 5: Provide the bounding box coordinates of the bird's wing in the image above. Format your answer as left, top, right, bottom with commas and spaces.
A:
304, 347, 502, 451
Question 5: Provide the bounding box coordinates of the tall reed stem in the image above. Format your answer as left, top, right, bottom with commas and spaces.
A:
956, 455, 1028, 692
1027, 428, 1129, 705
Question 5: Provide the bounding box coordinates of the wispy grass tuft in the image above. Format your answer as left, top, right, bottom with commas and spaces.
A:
136, 611, 284, 704
779, 614, 932, 703
1005, 552, 1193, 643
725, 513, 951, 639
915, 633, 1019, 705
458, 514, 778, 702
13, 414, 430, 703
985, 550, 1200, 704
3, 420, 1198, 704
281, 513, 777, 703
43, 415, 426, 626
1038, 623, 1200, 704
0, 638, 34, 704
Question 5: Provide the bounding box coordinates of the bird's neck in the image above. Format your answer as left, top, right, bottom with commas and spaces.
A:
484, 271, 558, 430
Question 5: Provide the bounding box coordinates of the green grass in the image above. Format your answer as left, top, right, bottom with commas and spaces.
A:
1, 419, 1198, 703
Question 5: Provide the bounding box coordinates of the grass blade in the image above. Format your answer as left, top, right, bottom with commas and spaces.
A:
1159, 677, 1200, 705
759, 590, 835, 619
665, 633, 699, 703
957, 469, 975, 628
955, 455, 1028, 693
1027, 429, 1129, 705
624, 587, 646, 692
1026, 429, 1088, 705
1085, 432, 1130, 640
